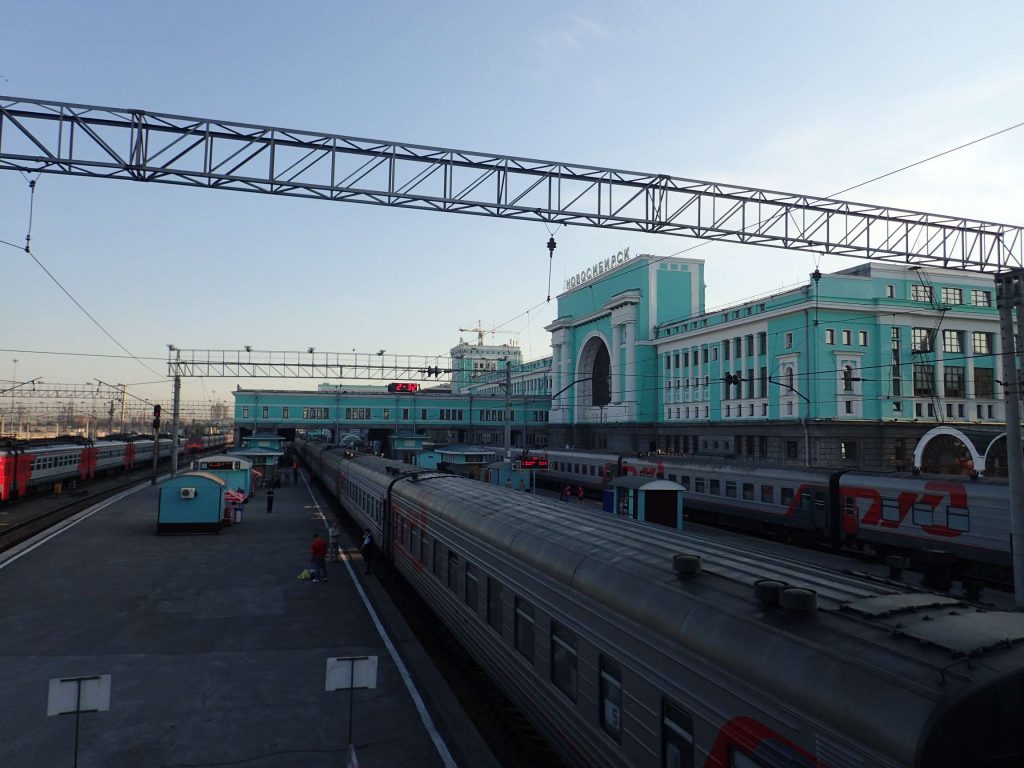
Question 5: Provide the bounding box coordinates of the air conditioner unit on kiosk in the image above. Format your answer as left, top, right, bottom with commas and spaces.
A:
180, 488, 197, 499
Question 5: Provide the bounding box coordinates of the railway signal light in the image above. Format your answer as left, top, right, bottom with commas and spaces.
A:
153, 404, 161, 429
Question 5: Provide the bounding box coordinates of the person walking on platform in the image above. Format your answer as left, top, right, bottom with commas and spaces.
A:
328, 522, 340, 562
577, 485, 585, 506
310, 533, 328, 582
360, 529, 375, 575
266, 486, 275, 513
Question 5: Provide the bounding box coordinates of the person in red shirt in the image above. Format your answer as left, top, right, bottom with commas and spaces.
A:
310, 533, 328, 582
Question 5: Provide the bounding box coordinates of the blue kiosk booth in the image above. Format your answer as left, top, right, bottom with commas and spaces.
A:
157, 472, 226, 534
606, 476, 685, 530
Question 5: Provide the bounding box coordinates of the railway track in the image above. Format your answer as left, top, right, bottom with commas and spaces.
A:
0, 458, 183, 554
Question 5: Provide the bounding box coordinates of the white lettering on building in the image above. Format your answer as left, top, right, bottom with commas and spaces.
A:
563, 248, 632, 291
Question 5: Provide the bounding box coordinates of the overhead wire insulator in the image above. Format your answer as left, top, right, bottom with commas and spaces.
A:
546, 236, 557, 302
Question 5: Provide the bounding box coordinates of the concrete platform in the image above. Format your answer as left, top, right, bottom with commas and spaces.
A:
0, 473, 498, 768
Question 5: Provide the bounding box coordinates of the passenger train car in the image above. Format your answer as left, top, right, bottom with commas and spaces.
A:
0, 437, 184, 501
185, 433, 233, 455
296, 437, 1024, 768
516, 448, 1013, 580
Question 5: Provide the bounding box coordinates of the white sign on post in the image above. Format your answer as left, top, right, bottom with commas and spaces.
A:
325, 656, 378, 691
47, 675, 111, 716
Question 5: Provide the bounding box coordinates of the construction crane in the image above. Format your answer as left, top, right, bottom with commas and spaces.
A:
459, 322, 489, 346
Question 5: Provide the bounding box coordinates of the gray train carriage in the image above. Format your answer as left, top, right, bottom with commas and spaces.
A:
327, 454, 1024, 768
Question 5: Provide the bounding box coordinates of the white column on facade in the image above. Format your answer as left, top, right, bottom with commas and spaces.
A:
610, 324, 621, 402
935, 333, 947, 418
622, 321, 630, 411
561, 339, 571, 422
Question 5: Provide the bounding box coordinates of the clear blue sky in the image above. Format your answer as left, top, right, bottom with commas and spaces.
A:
2, 0, 1023, 410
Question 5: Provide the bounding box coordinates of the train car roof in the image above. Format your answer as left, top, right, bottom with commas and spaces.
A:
386, 471, 1024, 764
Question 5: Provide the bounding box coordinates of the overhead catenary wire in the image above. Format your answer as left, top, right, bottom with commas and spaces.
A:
492, 116, 1024, 345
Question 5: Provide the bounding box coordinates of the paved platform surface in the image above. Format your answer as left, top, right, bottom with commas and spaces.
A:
0, 473, 498, 768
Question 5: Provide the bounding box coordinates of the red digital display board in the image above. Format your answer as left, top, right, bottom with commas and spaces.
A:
520, 456, 549, 470
387, 382, 420, 393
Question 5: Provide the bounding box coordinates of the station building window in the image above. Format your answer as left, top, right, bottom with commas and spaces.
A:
975, 368, 994, 398
971, 289, 993, 307
912, 284, 933, 302
242, 407, 249, 418
973, 332, 993, 355
282, 407, 289, 419
262, 406, 269, 418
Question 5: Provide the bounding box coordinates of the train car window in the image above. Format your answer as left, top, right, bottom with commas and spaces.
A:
487, 578, 503, 634
780, 487, 794, 506
947, 506, 970, 532
725, 481, 737, 498
760, 485, 774, 503
882, 499, 900, 523
694, 477, 705, 493
550, 623, 578, 702
421, 533, 431, 569
661, 700, 694, 768
433, 540, 444, 579
410, 525, 420, 559
447, 552, 460, 592
710, 479, 721, 495
913, 503, 934, 527
679, 475, 689, 489
515, 598, 535, 663
574, 463, 580, 474
599, 657, 622, 742
398, 516, 407, 548
742, 483, 754, 501
465, 563, 479, 612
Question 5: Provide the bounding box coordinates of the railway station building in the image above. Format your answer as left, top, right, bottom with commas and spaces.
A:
540, 250, 1009, 473
234, 248, 1010, 474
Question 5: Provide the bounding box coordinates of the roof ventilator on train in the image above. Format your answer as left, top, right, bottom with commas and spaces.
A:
754, 579, 789, 607
672, 554, 702, 579
779, 587, 818, 615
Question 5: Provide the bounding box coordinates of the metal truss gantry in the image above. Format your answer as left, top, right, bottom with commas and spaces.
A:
168, 349, 451, 381
2, 96, 1021, 272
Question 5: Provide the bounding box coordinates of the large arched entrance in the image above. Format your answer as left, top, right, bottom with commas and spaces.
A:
576, 335, 611, 421
920, 434, 975, 474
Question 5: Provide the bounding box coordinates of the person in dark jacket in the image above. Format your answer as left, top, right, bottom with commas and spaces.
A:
360, 529, 375, 575
266, 487, 275, 513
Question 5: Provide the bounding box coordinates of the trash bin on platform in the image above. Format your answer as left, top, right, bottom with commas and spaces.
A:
233, 506, 243, 524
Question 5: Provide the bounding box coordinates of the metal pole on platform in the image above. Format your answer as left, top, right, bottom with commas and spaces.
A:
171, 349, 182, 477
995, 270, 1024, 609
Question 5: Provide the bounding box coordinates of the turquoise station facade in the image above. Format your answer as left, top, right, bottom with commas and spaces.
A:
235, 247, 1009, 472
